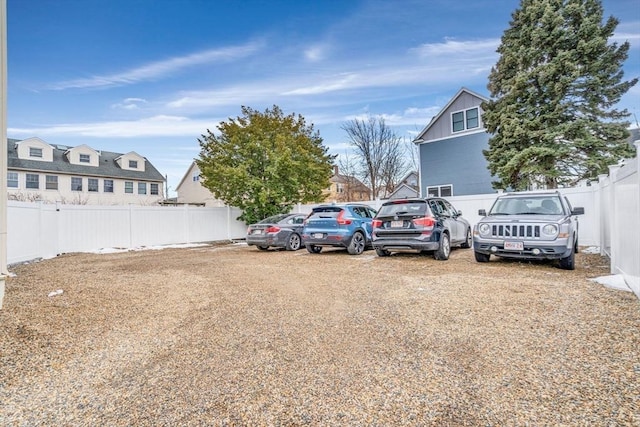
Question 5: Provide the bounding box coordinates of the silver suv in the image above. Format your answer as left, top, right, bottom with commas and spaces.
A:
473, 192, 584, 270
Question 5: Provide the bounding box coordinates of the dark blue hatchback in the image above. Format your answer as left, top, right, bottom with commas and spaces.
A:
301, 204, 377, 255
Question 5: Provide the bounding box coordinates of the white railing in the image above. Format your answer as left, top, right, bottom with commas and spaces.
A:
7, 143, 639, 299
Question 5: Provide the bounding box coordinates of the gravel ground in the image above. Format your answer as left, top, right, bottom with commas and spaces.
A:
1, 243, 639, 426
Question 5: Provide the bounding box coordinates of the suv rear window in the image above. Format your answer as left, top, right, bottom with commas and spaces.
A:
308, 206, 342, 219
378, 201, 427, 217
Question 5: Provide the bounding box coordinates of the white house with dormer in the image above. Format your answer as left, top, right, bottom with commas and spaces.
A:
7, 137, 165, 205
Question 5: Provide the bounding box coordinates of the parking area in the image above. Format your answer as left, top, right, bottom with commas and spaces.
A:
1, 243, 639, 425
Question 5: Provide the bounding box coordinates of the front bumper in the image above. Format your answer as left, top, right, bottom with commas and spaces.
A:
473, 238, 572, 260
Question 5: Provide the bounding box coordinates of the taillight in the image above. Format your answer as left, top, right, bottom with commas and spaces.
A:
265, 226, 280, 233
413, 216, 435, 229
247, 227, 252, 233
372, 219, 383, 228
336, 210, 352, 225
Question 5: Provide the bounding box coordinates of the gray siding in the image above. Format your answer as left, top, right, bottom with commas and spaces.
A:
423, 92, 485, 141
419, 132, 495, 196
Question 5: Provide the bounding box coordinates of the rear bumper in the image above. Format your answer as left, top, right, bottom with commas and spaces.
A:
302, 233, 351, 248
246, 235, 280, 247
372, 238, 439, 252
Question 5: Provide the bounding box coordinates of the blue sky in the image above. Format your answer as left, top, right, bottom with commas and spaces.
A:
7, 0, 640, 195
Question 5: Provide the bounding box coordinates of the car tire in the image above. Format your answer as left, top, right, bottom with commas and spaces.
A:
474, 251, 490, 263
285, 233, 301, 251
433, 232, 450, 260
461, 228, 472, 249
559, 246, 575, 270
306, 244, 322, 254
347, 231, 366, 255
257, 245, 269, 251
375, 247, 390, 257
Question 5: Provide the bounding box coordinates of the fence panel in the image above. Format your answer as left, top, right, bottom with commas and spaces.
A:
7, 203, 249, 264
610, 148, 639, 298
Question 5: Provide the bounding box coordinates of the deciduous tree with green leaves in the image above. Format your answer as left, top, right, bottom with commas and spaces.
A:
482, 0, 637, 190
196, 105, 335, 224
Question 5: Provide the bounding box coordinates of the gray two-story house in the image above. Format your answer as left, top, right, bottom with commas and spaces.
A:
413, 87, 495, 197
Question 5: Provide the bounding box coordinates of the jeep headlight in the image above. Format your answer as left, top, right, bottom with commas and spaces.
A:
478, 223, 491, 236
542, 224, 558, 236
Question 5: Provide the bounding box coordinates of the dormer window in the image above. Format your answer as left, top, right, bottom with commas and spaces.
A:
452, 107, 480, 133
29, 147, 43, 158
129, 160, 138, 169
79, 154, 91, 163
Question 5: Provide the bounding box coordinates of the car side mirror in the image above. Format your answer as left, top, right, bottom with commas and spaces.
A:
457, 210, 463, 216
571, 207, 585, 215
478, 209, 487, 216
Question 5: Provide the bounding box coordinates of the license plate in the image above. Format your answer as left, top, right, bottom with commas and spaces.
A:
313, 233, 324, 239
391, 220, 404, 228
504, 241, 524, 250
253, 230, 262, 235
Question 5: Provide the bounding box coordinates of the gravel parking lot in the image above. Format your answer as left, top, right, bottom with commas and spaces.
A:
1, 243, 639, 426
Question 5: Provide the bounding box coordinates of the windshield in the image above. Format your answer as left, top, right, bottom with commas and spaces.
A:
489, 196, 564, 215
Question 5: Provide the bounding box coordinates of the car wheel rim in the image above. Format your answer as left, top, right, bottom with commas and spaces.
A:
466, 231, 471, 246
354, 235, 364, 253
290, 235, 300, 250
444, 236, 450, 256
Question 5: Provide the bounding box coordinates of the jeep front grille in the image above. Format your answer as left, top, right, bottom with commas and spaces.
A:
491, 224, 540, 239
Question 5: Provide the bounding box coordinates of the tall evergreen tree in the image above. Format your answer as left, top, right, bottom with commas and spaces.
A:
482, 0, 637, 190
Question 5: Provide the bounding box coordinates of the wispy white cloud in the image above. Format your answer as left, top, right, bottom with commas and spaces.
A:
9, 115, 216, 138
48, 41, 264, 90
304, 44, 330, 62
164, 37, 498, 111
111, 97, 148, 110
410, 37, 500, 57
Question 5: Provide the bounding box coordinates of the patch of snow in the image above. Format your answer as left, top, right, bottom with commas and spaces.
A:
590, 274, 631, 292
90, 243, 210, 254
582, 246, 601, 254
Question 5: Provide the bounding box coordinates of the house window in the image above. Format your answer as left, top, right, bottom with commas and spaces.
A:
88, 178, 99, 192
29, 147, 43, 158
26, 174, 39, 189
192, 171, 200, 182
8, 172, 18, 188
451, 107, 480, 133
138, 182, 147, 195
150, 183, 159, 195
104, 179, 114, 193
45, 175, 58, 190
79, 154, 91, 163
71, 177, 83, 191
466, 108, 479, 129
427, 185, 453, 198
452, 111, 465, 132
125, 181, 133, 194
129, 160, 138, 169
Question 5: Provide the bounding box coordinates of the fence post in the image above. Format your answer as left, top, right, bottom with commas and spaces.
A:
597, 174, 608, 257
607, 164, 620, 274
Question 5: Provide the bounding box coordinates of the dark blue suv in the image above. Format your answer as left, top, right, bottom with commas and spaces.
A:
301, 204, 377, 255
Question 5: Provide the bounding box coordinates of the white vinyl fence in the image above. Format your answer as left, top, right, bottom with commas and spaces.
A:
7, 203, 247, 265
6, 144, 639, 298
